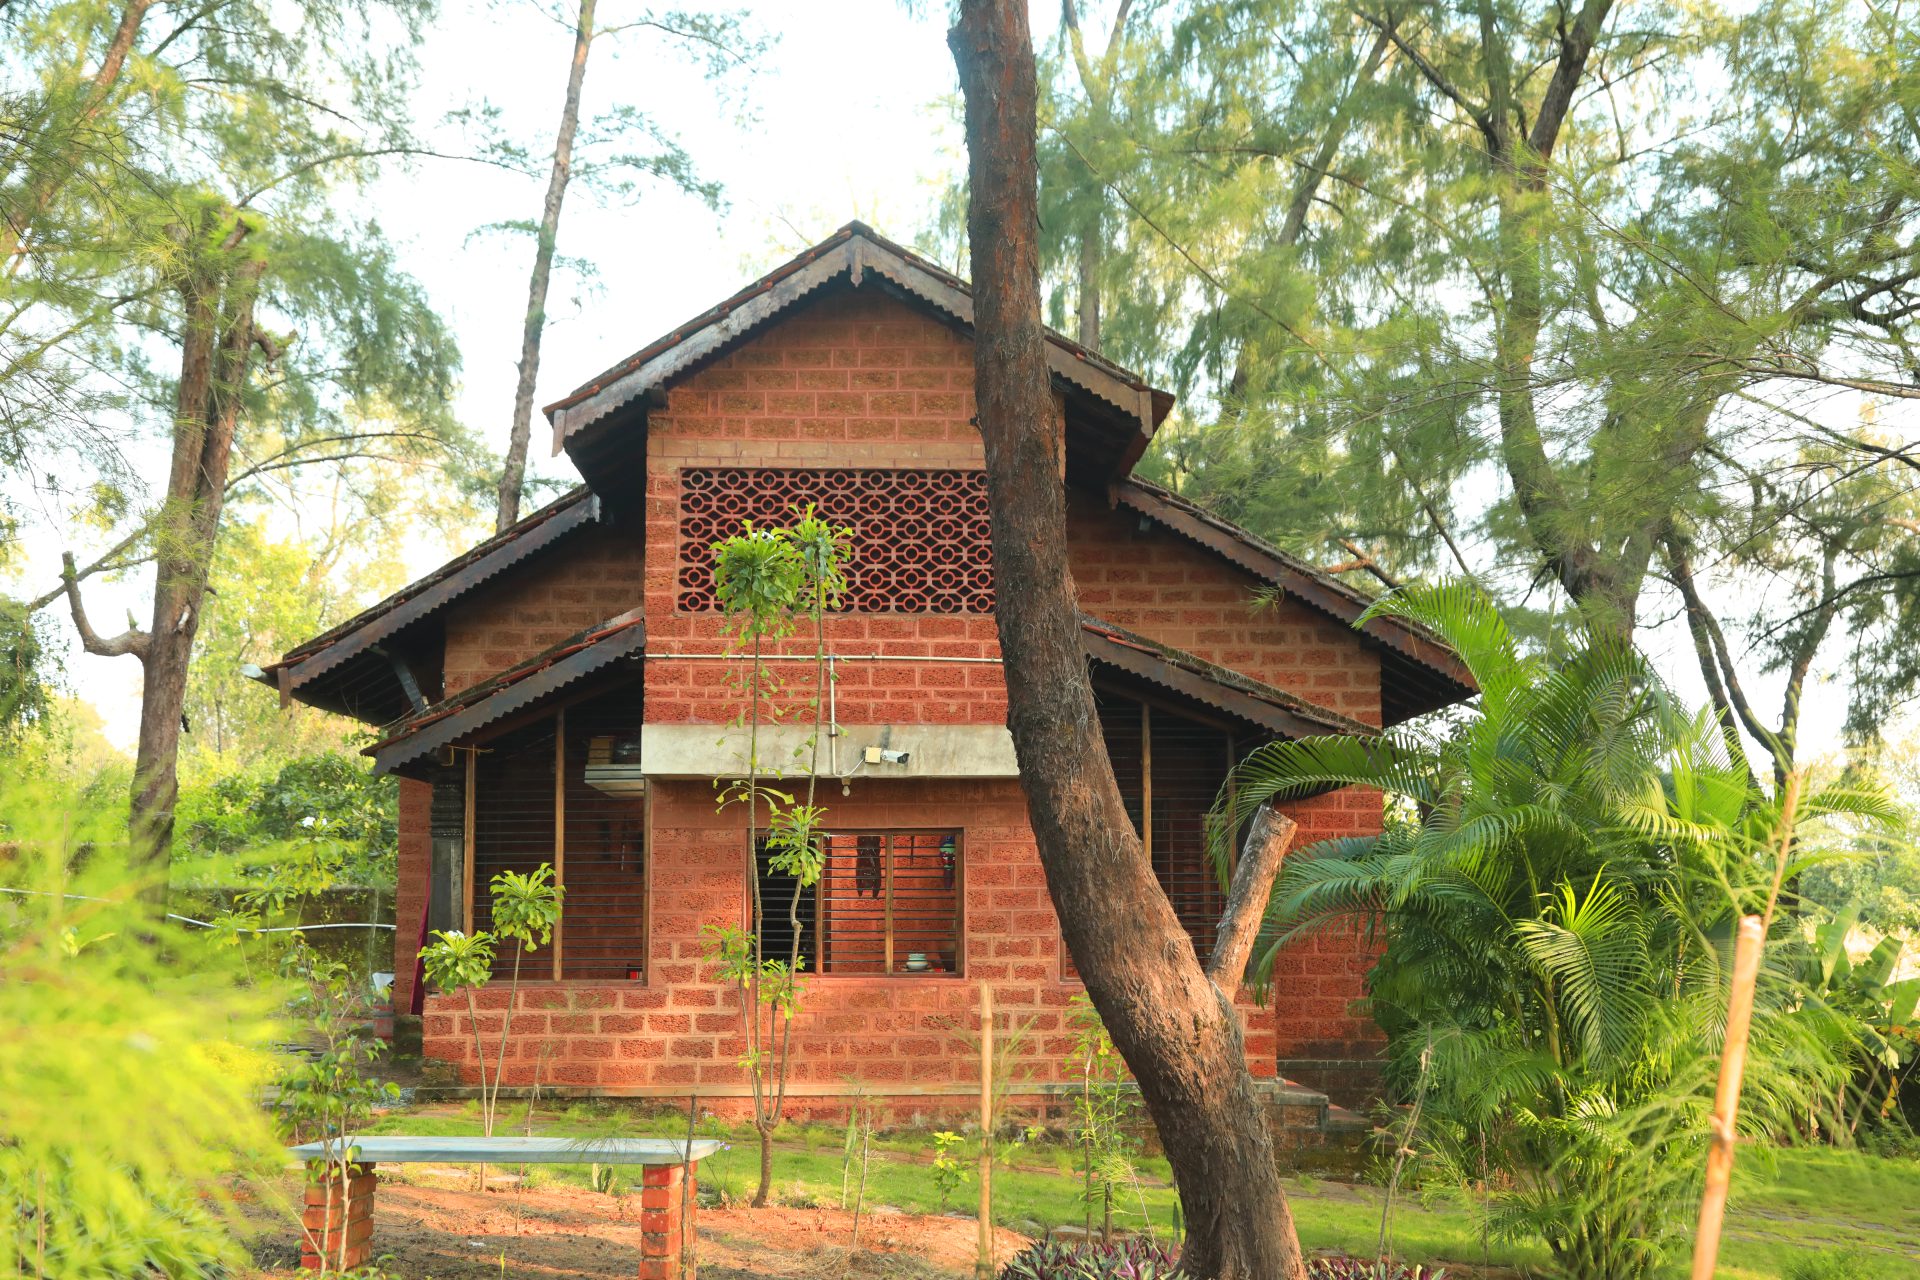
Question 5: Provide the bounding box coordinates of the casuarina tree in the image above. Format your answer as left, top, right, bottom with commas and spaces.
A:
948, 3, 1309, 1276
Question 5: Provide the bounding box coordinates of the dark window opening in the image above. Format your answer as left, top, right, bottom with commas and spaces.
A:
468, 684, 648, 982
1091, 687, 1241, 961
755, 829, 963, 975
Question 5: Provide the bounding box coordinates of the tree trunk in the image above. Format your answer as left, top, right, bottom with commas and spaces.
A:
495, 0, 596, 532
1076, 225, 1101, 350
130, 226, 264, 877
948, 6, 1306, 1278
756, 1122, 773, 1207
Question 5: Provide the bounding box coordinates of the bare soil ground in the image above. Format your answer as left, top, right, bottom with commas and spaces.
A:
241, 1172, 1035, 1280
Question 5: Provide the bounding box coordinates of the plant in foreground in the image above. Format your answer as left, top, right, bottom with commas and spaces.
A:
704, 508, 851, 1207
419, 863, 564, 1139
1220, 582, 1882, 1280
0, 780, 284, 1274
1000, 1240, 1446, 1280
932, 1129, 969, 1211
1000, 1237, 1187, 1280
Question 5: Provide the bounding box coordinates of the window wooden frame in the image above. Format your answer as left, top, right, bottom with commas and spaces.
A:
757, 827, 965, 979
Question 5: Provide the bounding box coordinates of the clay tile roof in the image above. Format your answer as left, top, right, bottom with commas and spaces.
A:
1080, 614, 1376, 740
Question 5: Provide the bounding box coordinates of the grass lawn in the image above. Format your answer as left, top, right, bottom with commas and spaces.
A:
358, 1102, 1920, 1277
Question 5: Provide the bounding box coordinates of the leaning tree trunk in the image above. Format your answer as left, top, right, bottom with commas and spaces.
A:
495, 0, 596, 532
948, 5, 1308, 1278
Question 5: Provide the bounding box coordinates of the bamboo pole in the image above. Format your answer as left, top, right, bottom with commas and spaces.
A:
1692, 773, 1803, 1279
977, 981, 993, 1280
553, 708, 566, 981
1690, 914, 1766, 1280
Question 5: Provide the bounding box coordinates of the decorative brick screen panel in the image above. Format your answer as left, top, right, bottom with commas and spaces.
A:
676, 467, 994, 613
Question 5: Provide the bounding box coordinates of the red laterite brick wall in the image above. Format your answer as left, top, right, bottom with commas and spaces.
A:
440, 522, 648, 696
640, 290, 1016, 727
1065, 490, 1383, 728
406, 289, 1392, 1109
420, 776, 1301, 1114
390, 778, 431, 1015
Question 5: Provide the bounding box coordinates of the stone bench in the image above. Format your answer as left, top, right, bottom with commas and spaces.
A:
288, 1135, 725, 1276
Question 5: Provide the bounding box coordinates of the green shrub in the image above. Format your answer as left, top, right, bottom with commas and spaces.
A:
1784, 1248, 1874, 1280
0, 779, 286, 1274
1000, 1238, 1186, 1280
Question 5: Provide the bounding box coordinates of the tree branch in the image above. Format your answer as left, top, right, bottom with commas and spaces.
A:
60, 551, 149, 660
1356, 9, 1494, 141
1666, 538, 1787, 780
1326, 538, 1401, 589
1206, 805, 1297, 992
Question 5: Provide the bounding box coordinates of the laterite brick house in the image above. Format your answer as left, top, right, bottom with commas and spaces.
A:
259, 224, 1474, 1116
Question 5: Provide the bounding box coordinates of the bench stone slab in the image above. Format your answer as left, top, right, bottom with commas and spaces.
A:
288, 1135, 724, 1165
290, 1138, 715, 1277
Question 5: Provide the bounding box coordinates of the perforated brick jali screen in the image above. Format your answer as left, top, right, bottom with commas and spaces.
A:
676, 466, 994, 613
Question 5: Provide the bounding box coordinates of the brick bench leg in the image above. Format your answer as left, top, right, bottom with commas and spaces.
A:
639, 1162, 697, 1280
301, 1161, 377, 1272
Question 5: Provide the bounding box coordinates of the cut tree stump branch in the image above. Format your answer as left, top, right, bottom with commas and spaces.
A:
1206, 804, 1297, 992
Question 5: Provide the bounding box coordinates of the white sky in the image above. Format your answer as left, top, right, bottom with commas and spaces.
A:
19, 0, 1876, 769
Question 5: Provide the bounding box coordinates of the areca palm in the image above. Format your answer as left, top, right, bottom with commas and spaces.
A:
1215, 583, 1879, 1278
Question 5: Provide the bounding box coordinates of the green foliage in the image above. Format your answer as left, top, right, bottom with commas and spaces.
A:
999, 1238, 1186, 1280
416, 864, 563, 1138
278, 947, 401, 1150
1793, 907, 1920, 1133
1306, 1263, 1449, 1280
993, 0, 1920, 747
765, 802, 828, 883
712, 521, 806, 644
489, 862, 564, 950
1784, 1250, 1875, 1280
421, 928, 499, 994
930, 1129, 968, 1211
0, 777, 285, 1275
0, 596, 58, 742
706, 505, 852, 1204
1219, 582, 1881, 1279
1067, 993, 1142, 1242
177, 751, 398, 888
1803, 732, 1920, 935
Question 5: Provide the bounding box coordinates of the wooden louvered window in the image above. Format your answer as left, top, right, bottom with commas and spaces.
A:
757, 829, 963, 976
1072, 688, 1237, 974
469, 686, 648, 982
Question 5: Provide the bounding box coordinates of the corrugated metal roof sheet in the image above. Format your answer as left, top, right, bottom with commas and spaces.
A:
366, 609, 645, 776
262, 488, 598, 691
1080, 615, 1375, 740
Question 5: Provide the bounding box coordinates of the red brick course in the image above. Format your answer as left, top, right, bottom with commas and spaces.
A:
299, 1163, 377, 1272
441, 522, 647, 695
1066, 491, 1383, 727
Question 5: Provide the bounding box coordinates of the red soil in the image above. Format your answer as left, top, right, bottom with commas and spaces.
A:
245, 1175, 1034, 1280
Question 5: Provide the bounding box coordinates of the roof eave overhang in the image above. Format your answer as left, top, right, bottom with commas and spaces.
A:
264, 492, 601, 714
367, 611, 646, 778
544, 229, 1165, 482
1110, 482, 1477, 708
